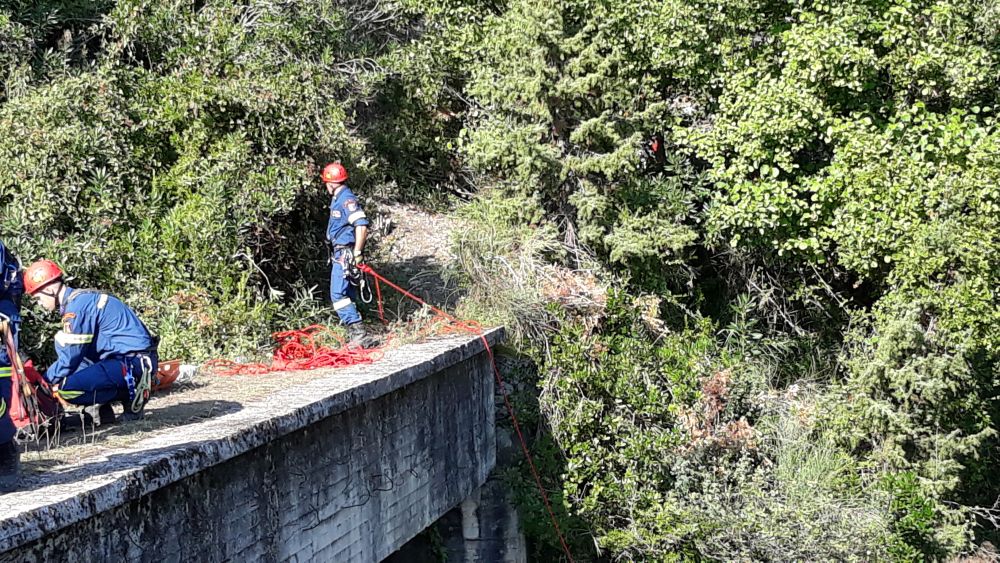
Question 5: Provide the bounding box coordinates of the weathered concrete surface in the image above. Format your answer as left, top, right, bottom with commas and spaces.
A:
445, 479, 528, 563
0, 328, 502, 562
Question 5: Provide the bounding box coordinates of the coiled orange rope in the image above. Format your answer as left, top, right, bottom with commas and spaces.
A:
205, 324, 384, 376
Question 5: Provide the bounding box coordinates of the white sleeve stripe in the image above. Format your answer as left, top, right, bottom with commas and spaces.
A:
97, 294, 109, 309
348, 211, 367, 224
55, 331, 94, 346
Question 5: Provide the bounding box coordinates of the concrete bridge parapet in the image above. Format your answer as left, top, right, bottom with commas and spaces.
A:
0, 328, 502, 562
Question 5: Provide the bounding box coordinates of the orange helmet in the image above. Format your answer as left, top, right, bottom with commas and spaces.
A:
321, 162, 348, 183
24, 259, 63, 295
153, 360, 180, 392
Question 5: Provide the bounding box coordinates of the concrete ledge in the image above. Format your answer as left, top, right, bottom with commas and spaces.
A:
0, 328, 503, 556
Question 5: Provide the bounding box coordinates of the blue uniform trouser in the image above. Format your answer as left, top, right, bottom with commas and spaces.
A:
0, 298, 18, 444
330, 248, 362, 325
58, 353, 158, 407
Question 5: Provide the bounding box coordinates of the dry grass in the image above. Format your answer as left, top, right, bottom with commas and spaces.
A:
370, 203, 465, 312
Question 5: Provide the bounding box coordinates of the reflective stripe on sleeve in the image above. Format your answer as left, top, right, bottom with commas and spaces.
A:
333, 298, 353, 311
57, 389, 85, 400
347, 211, 367, 224
55, 331, 94, 346
97, 294, 109, 310
0, 366, 10, 378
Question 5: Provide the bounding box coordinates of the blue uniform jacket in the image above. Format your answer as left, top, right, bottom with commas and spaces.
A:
0, 241, 22, 301
326, 185, 369, 247
46, 286, 156, 384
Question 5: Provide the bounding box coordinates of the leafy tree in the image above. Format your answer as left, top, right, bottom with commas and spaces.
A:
399, 0, 1000, 558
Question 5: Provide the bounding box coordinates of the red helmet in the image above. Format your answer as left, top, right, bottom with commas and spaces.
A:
24, 260, 63, 295
321, 162, 348, 183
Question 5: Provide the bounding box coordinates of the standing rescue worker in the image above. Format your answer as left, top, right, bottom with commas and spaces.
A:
323, 162, 370, 347
0, 241, 22, 491
23, 260, 158, 424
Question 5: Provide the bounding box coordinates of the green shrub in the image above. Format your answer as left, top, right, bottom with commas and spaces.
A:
0, 0, 393, 361
449, 190, 566, 347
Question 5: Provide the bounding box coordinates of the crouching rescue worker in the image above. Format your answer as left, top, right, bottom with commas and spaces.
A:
0, 241, 22, 491
23, 260, 158, 425
322, 162, 370, 347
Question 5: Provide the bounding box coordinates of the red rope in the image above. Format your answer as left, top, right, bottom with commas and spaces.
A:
205, 324, 384, 376
373, 273, 386, 324
203, 269, 575, 561
360, 264, 575, 562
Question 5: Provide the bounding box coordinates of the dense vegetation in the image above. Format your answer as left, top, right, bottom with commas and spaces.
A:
2, 0, 998, 560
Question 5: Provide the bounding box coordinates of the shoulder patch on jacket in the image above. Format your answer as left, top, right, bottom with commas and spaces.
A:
61, 313, 76, 334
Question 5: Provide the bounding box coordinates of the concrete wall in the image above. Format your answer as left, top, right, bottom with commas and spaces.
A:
446, 479, 528, 563
0, 329, 501, 562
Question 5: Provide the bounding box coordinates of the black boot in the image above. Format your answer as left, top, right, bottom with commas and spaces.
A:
0, 441, 20, 493
346, 323, 367, 348
120, 406, 144, 422
98, 403, 116, 425
120, 395, 147, 422
60, 409, 95, 430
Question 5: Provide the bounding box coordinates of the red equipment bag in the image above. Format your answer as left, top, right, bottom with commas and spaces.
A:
1, 322, 61, 441
10, 358, 61, 436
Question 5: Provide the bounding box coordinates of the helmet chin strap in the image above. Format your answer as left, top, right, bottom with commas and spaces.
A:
39, 283, 62, 310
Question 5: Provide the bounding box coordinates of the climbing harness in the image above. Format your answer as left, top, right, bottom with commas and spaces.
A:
0, 246, 18, 294
120, 352, 154, 414
331, 245, 373, 304
122, 360, 136, 408
137, 355, 153, 412
354, 268, 374, 305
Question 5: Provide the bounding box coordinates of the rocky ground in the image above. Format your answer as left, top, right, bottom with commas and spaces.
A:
367, 202, 466, 314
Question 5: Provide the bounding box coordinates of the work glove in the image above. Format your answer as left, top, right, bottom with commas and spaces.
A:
345, 250, 364, 284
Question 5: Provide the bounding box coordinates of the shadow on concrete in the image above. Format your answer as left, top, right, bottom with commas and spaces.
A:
15, 439, 219, 494
18, 400, 244, 489
53, 398, 243, 442
150, 380, 208, 398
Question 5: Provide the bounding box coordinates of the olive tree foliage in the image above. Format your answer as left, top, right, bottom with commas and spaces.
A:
392, 0, 1000, 559
0, 0, 407, 359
